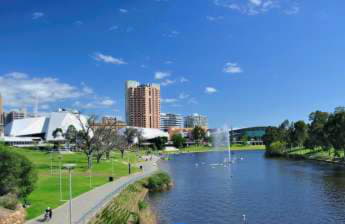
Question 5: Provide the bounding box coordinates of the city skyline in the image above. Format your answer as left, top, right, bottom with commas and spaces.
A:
1, 0, 345, 128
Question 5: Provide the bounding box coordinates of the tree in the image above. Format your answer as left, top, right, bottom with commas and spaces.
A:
52, 128, 64, 149
65, 125, 77, 149
292, 120, 308, 148
172, 133, 186, 148
0, 147, 38, 199
262, 127, 283, 148
93, 128, 123, 163
150, 137, 168, 150
192, 126, 206, 145
308, 111, 329, 149
76, 116, 97, 169
324, 112, 345, 160
265, 141, 286, 157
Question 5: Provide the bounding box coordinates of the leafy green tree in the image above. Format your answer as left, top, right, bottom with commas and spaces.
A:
52, 128, 64, 149
65, 125, 77, 148
262, 127, 283, 148
292, 121, 308, 148
240, 135, 249, 145
150, 137, 168, 150
192, 126, 206, 145
0, 148, 38, 199
324, 112, 345, 159
265, 141, 286, 157
172, 134, 186, 148
308, 111, 329, 149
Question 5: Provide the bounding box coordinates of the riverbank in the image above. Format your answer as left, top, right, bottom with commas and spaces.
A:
163, 144, 265, 155
266, 148, 345, 165
26, 155, 159, 224
89, 172, 171, 224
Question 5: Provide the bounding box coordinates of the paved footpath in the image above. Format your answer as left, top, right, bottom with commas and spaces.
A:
26, 156, 159, 224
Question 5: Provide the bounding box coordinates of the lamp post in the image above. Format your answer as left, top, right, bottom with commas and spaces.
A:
58, 155, 63, 201
63, 163, 76, 224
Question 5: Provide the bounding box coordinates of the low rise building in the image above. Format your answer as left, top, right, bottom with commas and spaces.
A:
160, 113, 183, 131
184, 113, 208, 129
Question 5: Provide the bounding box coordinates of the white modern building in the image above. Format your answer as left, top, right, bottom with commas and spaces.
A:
160, 113, 183, 131
184, 113, 208, 129
4, 111, 88, 146
118, 127, 169, 143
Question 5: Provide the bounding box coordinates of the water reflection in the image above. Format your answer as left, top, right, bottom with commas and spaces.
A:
149, 151, 345, 224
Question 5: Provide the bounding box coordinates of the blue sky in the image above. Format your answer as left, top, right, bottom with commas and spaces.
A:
1, 0, 345, 128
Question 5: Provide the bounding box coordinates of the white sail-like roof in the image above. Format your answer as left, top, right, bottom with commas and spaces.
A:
5, 117, 48, 137
4, 111, 88, 141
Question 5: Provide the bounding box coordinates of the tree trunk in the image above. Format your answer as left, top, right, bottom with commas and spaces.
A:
120, 150, 124, 159
87, 154, 92, 169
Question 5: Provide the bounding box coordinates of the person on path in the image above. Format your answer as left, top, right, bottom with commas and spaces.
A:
45, 207, 52, 221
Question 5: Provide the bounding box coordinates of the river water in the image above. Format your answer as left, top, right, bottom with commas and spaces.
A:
148, 150, 345, 224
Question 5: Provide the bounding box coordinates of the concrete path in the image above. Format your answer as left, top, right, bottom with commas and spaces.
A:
26, 156, 159, 224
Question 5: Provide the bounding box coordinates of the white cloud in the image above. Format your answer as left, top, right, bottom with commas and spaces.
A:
100, 99, 115, 106
93, 53, 127, 65
109, 25, 119, 31
161, 98, 178, 104
179, 93, 190, 99
119, 8, 128, 13
74, 98, 116, 109
284, 5, 300, 15
81, 82, 94, 95
74, 20, 83, 25
223, 62, 243, 74
0, 72, 87, 107
207, 16, 224, 21
32, 12, 44, 20
205, 87, 218, 94
180, 77, 189, 83
188, 97, 198, 104
164, 30, 180, 38
155, 71, 170, 80
161, 79, 175, 86
214, 0, 298, 16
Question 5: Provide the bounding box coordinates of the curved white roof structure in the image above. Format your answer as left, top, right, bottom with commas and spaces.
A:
4, 111, 88, 141
118, 127, 169, 142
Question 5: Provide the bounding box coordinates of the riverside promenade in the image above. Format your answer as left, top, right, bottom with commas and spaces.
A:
26, 156, 159, 224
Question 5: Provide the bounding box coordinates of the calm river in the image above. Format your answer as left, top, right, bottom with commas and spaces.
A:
148, 150, 345, 224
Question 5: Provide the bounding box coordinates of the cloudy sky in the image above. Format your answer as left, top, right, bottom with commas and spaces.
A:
1, 0, 345, 128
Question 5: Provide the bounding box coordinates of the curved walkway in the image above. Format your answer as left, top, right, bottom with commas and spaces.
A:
26, 156, 159, 224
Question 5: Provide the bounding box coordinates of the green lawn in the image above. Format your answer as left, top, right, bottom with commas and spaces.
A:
287, 148, 345, 161
11, 147, 140, 220
164, 144, 265, 154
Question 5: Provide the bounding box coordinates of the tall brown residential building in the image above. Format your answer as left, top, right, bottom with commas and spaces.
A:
125, 80, 160, 128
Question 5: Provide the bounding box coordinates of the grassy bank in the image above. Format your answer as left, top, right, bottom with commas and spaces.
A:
273, 148, 345, 162
9, 147, 140, 220
89, 172, 171, 224
164, 144, 265, 154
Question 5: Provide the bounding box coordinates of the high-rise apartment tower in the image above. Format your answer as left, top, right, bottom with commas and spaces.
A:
125, 80, 161, 128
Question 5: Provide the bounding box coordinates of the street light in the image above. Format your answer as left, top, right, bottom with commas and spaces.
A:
58, 155, 63, 201
63, 163, 76, 224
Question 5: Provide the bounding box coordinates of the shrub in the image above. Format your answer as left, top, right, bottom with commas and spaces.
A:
138, 200, 148, 210
265, 141, 286, 157
0, 193, 18, 210
0, 148, 38, 198
147, 172, 171, 191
